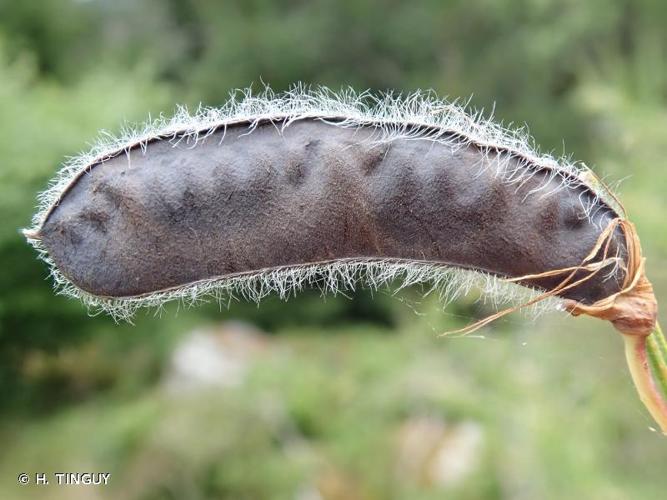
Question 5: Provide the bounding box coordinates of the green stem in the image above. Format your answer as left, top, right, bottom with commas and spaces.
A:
624, 322, 667, 434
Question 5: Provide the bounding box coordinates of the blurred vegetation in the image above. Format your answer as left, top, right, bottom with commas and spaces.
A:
0, 0, 665, 498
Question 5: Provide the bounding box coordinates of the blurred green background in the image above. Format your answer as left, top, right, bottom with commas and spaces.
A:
1, 0, 665, 498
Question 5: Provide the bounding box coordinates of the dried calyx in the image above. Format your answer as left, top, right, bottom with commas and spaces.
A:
565, 220, 657, 337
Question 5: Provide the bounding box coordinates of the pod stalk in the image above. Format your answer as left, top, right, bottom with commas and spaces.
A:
624, 323, 667, 434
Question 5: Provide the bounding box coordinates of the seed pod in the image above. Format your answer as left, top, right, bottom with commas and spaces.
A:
24, 88, 627, 318
24, 87, 665, 432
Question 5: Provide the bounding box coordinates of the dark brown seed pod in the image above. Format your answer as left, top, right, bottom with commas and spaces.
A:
24, 87, 627, 320
26, 87, 667, 432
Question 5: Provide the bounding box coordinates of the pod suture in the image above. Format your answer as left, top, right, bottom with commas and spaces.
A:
24, 86, 663, 432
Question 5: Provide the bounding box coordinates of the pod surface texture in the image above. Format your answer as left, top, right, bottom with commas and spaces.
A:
38, 118, 624, 303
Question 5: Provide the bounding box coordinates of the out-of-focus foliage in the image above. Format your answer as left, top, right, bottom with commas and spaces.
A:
0, 0, 665, 498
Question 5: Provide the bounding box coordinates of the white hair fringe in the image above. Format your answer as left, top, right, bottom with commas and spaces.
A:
25, 84, 622, 321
